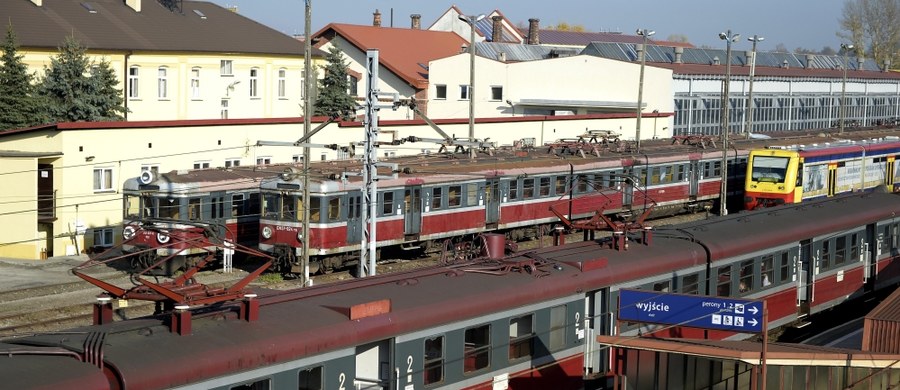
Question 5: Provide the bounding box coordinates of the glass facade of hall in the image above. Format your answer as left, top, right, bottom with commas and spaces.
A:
674, 94, 900, 136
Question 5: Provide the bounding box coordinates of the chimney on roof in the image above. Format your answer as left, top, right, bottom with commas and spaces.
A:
527, 18, 540, 45
498, 52, 507, 62
636, 43, 645, 62
411, 14, 421, 29
29, 0, 41, 6
125, 0, 141, 12
373, 9, 382, 27
491, 15, 503, 42
712, 56, 720, 65
885, 58, 892, 72
857, 57, 864, 70
674, 46, 683, 64
805, 54, 815, 68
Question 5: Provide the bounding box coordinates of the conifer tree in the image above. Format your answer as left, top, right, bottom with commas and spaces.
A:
37, 35, 126, 122
314, 46, 357, 120
0, 23, 47, 131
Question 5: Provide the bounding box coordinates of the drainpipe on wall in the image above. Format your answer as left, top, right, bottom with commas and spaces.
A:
124, 51, 132, 120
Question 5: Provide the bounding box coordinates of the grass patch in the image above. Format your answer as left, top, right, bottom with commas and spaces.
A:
256, 273, 284, 284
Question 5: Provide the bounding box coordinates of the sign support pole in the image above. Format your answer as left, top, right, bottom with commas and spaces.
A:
760, 301, 768, 390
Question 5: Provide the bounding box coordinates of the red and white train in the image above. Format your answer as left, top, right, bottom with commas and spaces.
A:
4, 191, 899, 389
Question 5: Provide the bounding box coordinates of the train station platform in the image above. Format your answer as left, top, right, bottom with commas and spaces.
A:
597, 335, 900, 389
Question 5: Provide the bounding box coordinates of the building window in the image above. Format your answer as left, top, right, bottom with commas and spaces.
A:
190, 67, 201, 99
141, 164, 159, 177
298, 366, 322, 390
459, 85, 470, 100
348, 75, 358, 96
193, 161, 210, 169
435, 84, 447, 99
249, 67, 259, 98
221, 99, 229, 119
93, 167, 114, 192
157, 67, 168, 99
220, 60, 233, 76
225, 158, 240, 168
464, 324, 490, 373
292, 155, 302, 163
424, 336, 444, 385
509, 314, 534, 360
128, 66, 139, 98
277, 68, 286, 98
491, 86, 503, 101
256, 156, 271, 165
92, 228, 114, 248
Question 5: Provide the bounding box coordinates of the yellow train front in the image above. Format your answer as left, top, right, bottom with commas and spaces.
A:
744, 137, 900, 210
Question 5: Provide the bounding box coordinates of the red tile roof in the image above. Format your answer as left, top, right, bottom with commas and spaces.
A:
313, 23, 468, 90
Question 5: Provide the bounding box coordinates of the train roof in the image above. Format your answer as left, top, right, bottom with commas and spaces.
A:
761, 135, 900, 156
3, 192, 899, 388
123, 167, 279, 195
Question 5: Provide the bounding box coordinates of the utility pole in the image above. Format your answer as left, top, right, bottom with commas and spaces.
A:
301, 0, 312, 285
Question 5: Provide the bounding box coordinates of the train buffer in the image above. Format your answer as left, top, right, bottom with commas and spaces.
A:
671, 134, 717, 149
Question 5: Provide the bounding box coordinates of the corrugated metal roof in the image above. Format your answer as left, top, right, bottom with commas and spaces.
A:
475, 42, 556, 62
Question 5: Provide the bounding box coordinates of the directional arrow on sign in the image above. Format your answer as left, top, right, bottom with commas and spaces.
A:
748, 306, 759, 315
748, 318, 758, 327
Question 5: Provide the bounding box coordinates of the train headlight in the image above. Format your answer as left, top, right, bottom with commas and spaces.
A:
262, 226, 273, 239
297, 230, 303, 242
123, 226, 136, 240
156, 231, 170, 244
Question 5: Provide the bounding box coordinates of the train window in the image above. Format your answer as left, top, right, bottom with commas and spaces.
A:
188, 198, 202, 220
327, 197, 341, 221
309, 197, 321, 222
576, 175, 589, 193
850, 233, 859, 261
466, 184, 478, 206
820, 240, 831, 269
716, 267, 732, 297
739, 260, 753, 293
659, 166, 673, 183
463, 324, 491, 373
262, 193, 279, 218
682, 274, 699, 294
509, 180, 519, 200
159, 198, 181, 219
549, 305, 566, 351
281, 195, 296, 220
124, 195, 141, 219
555, 176, 567, 195
298, 366, 323, 390
834, 236, 846, 265
539, 177, 551, 197
676, 165, 685, 181
509, 314, 534, 360
779, 252, 791, 283
448, 186, 461, 207
750, 156, 789, 183
761, 255, 774, 288
431, 187, 442, 209
382, 192, 394, 215
231, 377, 270, 390
653, 281, 670, 292
649, 167, 660, 185
522, 179, 534, 199
424, 336, 444, 385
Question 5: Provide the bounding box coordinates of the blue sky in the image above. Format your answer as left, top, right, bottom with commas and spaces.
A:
208, 0, 849, 52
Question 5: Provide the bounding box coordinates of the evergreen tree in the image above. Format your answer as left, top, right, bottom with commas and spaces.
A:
0, 23, 47, 131
314, 46, 357, 120
37, 35, 125, 122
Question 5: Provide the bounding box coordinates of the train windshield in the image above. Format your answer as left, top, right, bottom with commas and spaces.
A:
158, 198, 182, 219
750, 156, 790, 183
262, 192, 301, 220
124, 195, 157, 219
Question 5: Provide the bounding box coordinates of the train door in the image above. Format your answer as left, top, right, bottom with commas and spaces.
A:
796, 239, 814, 318
887, 157, 896, 187
622, 167, 634, 209
688, 160, 701, 200
355, 339, 392, 390
864, 223, 877, 292
485, 178, 501, 228
827, 164, 837, 197
584, 288, 611, 376
404, 186, 422, 239
347, 192, 363, 245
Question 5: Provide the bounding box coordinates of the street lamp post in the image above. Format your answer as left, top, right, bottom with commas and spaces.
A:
744, 35, 764, 139
459, 14, 484, 158
635, 28, 655, 153
719, 29, 740, 216
840, 43, 854, 134
301, 0, 313, 286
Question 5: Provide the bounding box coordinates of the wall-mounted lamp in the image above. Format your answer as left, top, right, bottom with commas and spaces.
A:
85, 156, 95, 162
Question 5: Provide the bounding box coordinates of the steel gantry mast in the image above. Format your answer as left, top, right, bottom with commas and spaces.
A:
360, 49, 379, 277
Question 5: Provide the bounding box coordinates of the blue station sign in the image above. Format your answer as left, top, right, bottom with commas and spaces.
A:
618, 289, 764, 333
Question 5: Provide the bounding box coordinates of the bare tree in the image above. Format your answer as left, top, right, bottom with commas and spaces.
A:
839, 0, 900, 69
774, 43, 789, 53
